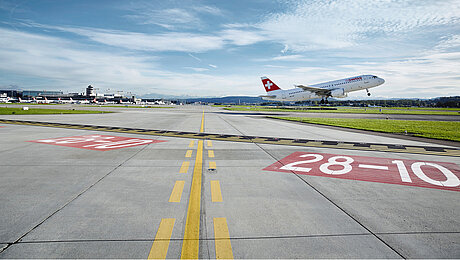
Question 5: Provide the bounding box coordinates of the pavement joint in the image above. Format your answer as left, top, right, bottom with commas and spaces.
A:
216, 114, 407, 259
0, 142, 152, 255
4, 230, 459, 245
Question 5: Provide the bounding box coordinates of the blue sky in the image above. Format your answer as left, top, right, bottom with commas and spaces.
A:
0, 0, 459, 98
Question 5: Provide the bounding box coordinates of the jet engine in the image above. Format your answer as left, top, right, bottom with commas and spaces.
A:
330, 88, 347, 98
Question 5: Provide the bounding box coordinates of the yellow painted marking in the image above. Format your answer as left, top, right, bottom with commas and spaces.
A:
148, 218, 175, 259
181, 112, 205, 259
200, 110, 204, 133
306, 141, 322, 146
404, 147, 427, 153
445, 149, 460, 156
209, 161, 216, 169
5, 119, 459, 157
336, 143, 355, 149
188, 140, 195, 147
211, 180, 223, 202
179, 161, 190, 174
185, 150, 193, 158
370, 144, 390, 151
207, 140, 212, 147
208, 150, 215, 158
213, 218, 233, 259
169, 181, 185, 202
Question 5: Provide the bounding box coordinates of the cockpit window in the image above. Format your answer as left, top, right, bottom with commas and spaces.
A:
372, 76, 377, 78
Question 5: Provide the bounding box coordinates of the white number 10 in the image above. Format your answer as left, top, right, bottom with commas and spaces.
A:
392, 160, 459, 187
279, 154, 459, 188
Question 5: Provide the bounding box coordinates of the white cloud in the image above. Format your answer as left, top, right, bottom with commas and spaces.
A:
208, 64, 217, 68
281, 44, 289, 54
188, 53, 202, 62
192, 5, 223, 16
256, 0, 460, 52
272, 55, 305, 61
21, 22, 225, 53
220, 29, 265, 46
435, 35, 460, 50
0, 27, 261, 96
184, 67, 209, 72
123, 4, 223, 29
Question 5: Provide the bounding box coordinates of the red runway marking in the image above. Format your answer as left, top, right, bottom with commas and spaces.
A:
264, 152, 460, 192
28, 134, 166, 151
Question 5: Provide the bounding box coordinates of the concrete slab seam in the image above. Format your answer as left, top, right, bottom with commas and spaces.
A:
215, 114, 407, 259
0, 142, 152, 255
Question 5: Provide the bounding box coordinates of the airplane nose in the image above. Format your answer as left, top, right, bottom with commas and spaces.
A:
380, 78, 385, 84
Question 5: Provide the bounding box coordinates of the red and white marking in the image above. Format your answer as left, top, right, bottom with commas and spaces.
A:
263, 152, 460, 192
28, 135, 166, 151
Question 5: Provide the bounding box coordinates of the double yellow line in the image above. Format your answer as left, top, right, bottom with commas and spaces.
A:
149, 110, 233, 259
180, 111, 205, 258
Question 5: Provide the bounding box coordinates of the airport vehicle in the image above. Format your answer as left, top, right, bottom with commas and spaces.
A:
260, 75, 385, 103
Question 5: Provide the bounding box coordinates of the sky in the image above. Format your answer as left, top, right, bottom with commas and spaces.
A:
0, 0, 459, 99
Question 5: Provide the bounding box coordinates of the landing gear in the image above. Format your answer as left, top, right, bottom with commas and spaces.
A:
320, 98, 329, 104
366, 89, 371, 96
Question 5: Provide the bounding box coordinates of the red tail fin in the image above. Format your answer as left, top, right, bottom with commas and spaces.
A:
261, 76, 281, 92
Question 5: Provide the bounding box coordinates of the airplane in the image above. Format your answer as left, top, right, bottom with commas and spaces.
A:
77, 99, 90, 104
57, 97, 76, 104
35, 96, 50, 104
260, 75, 385, 103
19, 97, 37, 103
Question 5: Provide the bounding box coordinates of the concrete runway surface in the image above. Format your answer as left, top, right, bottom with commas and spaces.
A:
0, 105, 459, 258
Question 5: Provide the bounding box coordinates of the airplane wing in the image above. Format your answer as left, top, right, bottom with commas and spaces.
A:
295, 85, 331, 96
258, 95, 277, 98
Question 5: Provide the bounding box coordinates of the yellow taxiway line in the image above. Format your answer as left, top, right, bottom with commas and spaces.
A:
169, 181, 185, 203
179, 161, 190, 174
148, 218, 175, 259
211, 180, 223, 202
214, 218, 234, 259
181, 111, 205, 259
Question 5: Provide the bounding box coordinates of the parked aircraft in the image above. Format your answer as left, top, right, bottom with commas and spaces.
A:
35, 97, 50, 104
77, 99, 90, 104
260, 75, 385, 103
57, 97, 76, 104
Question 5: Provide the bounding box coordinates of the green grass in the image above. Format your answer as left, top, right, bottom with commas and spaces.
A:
0, 107, 112, 115
0, 103, 60, 105
223, 106, 459, 115
272, 116, 460, 142
90, 105, 173, 108
376, 107, 460, 111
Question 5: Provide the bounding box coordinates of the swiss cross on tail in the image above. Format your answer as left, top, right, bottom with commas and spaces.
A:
261, 76, 281, 92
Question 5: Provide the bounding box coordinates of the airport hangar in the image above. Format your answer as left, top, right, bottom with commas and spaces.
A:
0, 105, 459, 259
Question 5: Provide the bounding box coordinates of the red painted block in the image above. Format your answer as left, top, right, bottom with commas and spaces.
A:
28, 135, 166, 151
263, 152, 460, 192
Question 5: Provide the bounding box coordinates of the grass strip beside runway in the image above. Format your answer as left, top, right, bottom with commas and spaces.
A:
223, 106, 459, 115
0, 107, 111, 115
272, 117, 460, 142
81, 105, 174, 108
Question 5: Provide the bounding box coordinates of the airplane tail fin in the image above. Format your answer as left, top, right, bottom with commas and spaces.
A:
261, 76, 281, 92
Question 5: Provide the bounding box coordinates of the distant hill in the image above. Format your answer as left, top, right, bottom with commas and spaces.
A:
181, 96, 265, 104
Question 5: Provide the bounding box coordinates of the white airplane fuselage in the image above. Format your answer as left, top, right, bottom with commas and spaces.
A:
261, 75, 384, 102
